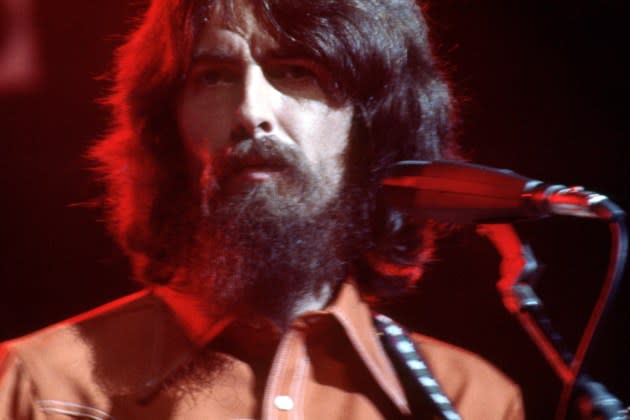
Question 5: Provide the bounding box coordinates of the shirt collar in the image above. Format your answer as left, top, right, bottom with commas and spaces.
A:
153, 285, 235, 347
316, 280, 411, 415
151, 280, 410, 414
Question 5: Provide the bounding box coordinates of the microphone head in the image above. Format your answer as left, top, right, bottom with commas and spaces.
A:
379, 160, 545, 224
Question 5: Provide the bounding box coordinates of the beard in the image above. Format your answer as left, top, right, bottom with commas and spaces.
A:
169, 136, 360, 327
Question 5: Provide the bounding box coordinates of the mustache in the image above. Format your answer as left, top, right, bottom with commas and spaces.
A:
217, 136, 303, 181
197, 135, 314, 217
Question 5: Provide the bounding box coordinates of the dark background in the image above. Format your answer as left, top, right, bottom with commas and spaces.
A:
1, 1, 628, 418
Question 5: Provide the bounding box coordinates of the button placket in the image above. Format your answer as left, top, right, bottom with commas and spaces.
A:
261, 329, 306, 420
273, 395, 294, 411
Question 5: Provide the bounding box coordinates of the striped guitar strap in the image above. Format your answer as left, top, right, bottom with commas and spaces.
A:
373, 313, 461, 420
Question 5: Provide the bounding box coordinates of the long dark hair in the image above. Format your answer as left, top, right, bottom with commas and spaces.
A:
90, 0, 458, 298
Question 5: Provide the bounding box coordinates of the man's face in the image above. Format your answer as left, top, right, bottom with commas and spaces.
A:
171, 3, 357, 324
176, 5, 354, 214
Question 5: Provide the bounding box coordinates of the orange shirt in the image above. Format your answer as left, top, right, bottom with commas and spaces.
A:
0, 282, 523, 419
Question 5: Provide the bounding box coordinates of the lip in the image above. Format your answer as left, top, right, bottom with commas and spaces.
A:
227, 164, 287, 185
240, 167, 283, 180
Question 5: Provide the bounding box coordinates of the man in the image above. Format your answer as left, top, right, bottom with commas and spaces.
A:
0, 0, 524, 418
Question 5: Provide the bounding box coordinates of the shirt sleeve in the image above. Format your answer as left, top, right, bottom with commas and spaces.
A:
0, 344, 41, 420
409, 333, 527, 420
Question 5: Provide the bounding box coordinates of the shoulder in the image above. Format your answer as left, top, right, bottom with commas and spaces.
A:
0, 343, 39, 419
0, 291, 169, 411
3, 290, 158, 368
410, 333, 524, 419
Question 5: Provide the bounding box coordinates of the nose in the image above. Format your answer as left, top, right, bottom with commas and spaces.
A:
231, 66, 278, 140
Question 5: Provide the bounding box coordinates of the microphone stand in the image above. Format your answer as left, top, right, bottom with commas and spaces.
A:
379, 160, 628, 418
478, 223, 628, 420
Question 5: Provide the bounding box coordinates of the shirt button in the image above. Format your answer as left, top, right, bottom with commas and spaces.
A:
273, 395, 294, 411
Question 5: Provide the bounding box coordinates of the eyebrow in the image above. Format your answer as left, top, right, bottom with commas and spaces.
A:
190, 48, 322, 70
190, 51, 243, 66
266, 47, 319, 62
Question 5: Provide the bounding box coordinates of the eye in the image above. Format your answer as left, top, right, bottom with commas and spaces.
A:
266, 64, 316, 81
263, 60, 332, 100
189, 65, 240, 89
264, 57, 328, 85
200, 70, 223, 85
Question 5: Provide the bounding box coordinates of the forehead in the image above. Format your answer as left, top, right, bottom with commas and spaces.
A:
205, 0, 257, 34
197, 0, 279, 54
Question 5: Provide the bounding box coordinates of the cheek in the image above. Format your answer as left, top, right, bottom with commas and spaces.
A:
176, 93, 234, 161
282, 102, 353, 196
318, 110, 354, 159
283, 101, 353, 164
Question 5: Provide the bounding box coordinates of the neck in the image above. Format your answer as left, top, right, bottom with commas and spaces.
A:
155, 279, 334, 347
275, 281, 333, 329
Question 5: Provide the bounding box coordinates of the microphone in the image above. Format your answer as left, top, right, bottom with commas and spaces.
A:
380, 160, 624, 224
